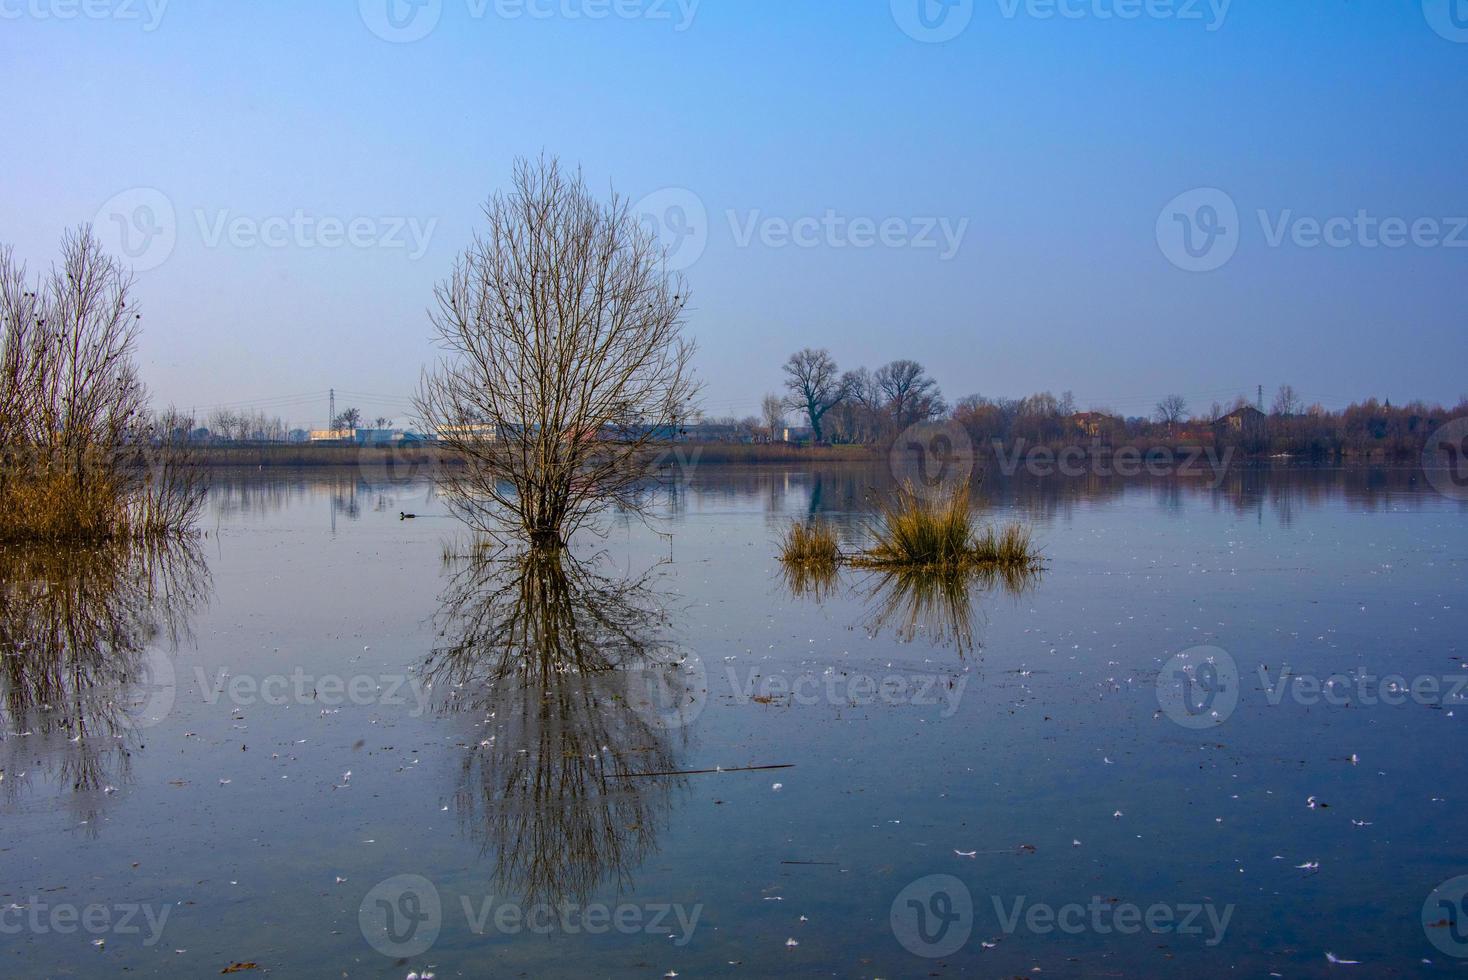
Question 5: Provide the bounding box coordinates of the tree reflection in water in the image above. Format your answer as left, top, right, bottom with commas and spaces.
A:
0, 539, 210, 823
858, 563, 1041, 657
781, 560, 1041, 657
423, 548, 692, 907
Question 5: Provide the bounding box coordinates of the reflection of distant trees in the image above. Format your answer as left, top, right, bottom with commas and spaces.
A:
0, 540, 210, 827
203, 461, 1461, 533
206, 470, 436, 524
980, 463, 1456, 527
423, 551, 690, 907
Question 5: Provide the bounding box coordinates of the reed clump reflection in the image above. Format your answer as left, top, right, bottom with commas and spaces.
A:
778, 484, 1042, 581
424, 546, 692, 907
0, 538, 209, 815
781, 527, 1041, 657
860, 562, 1041, 656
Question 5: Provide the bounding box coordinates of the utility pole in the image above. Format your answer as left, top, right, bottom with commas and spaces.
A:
329, 388, 336, 435
1257, 384, 1263, 412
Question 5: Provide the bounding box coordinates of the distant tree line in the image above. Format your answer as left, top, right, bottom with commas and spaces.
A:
767, 351, 1466, 459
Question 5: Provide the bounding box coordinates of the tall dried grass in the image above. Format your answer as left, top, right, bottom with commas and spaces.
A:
777, 519, 841, 567
0, 230, 203, 543
851, 482, 1041, 571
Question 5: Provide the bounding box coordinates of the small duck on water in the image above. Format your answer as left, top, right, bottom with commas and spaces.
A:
399, 512, 417, 520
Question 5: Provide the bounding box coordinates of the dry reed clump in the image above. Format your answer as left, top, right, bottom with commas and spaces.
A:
849, 483, 1042, 571
0, 230, 204, 544
776, 519, 841, 567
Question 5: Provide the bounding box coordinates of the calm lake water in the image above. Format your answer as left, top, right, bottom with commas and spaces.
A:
3, 462, 1467, 978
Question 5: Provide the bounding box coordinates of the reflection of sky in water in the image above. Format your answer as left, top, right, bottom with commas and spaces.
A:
3, 464, 1466, 977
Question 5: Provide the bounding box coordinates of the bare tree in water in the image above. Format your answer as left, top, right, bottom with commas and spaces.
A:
417, 156, 699, 547
0, 228, 203, 541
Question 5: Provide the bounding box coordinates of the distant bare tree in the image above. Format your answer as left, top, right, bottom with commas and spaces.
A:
782, 348, 842, 443
1154, 394, 1189, 427
1272, 385, 1301, 417
417, 156, 700, 547
333, 407, 362, 431
760, 393, 786, 441
875, 359, 945, 427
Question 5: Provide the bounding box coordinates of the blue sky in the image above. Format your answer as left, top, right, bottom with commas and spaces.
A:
2, 0, 1466, 428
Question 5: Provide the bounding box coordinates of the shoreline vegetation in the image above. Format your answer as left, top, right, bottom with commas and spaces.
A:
0, 230, 203, 544
779, 483, 1044, 573
183, 438, 1450, 470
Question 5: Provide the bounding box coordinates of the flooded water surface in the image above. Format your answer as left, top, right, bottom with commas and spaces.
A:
3, 463, 1466, 977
